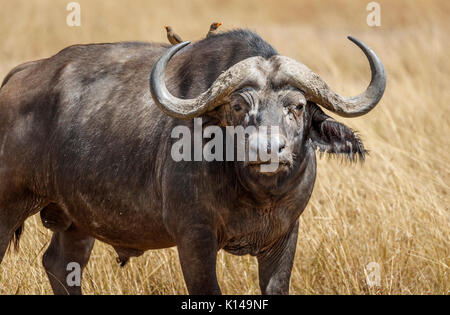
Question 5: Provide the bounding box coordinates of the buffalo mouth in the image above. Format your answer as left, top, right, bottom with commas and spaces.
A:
245, 159, 292, 175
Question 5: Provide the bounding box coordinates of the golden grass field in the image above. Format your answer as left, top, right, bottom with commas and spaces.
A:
0, 0, 448, 294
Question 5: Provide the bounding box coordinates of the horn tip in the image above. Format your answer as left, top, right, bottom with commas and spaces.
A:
346, 36, 373, 56
347, 36, 360, 45
180, 41, 191, 46
171, 41, 191, 51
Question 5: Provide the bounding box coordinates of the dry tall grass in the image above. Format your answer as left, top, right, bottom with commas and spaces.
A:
0, 0, 448, 295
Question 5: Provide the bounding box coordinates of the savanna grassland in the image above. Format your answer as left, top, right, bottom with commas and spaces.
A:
0, 0, 448, 294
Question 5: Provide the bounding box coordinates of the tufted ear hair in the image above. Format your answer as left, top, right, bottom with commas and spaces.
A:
308, 102, 366, 162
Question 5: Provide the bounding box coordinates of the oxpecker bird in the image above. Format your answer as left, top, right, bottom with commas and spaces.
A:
206, 22, 222, 37
165, 26, 183, 45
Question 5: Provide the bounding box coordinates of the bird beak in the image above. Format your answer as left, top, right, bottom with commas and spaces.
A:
218, 22, 222, 27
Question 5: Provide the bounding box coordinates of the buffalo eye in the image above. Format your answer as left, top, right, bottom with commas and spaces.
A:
230, 95, 249, 113
295, 103, 304, 111
296, 94, 306, 110
288, 102, 304, 117
233, 103, 242, 112
284, 90, 306, 116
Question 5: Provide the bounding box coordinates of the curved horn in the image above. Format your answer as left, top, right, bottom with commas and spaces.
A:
150, 41, 263, 120
278, 36, 386, 117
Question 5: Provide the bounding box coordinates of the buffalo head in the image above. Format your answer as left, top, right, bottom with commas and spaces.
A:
149, 37, 386, 195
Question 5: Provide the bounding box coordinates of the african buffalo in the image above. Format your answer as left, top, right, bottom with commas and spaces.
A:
0, 30, 385, 294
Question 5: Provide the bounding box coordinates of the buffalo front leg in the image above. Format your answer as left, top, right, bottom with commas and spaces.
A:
176, 228, 221, 295
42, 224, 94, 295
257, 220, 299, 295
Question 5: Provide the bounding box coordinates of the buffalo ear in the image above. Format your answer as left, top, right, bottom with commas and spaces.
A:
309, 105, 366, 162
